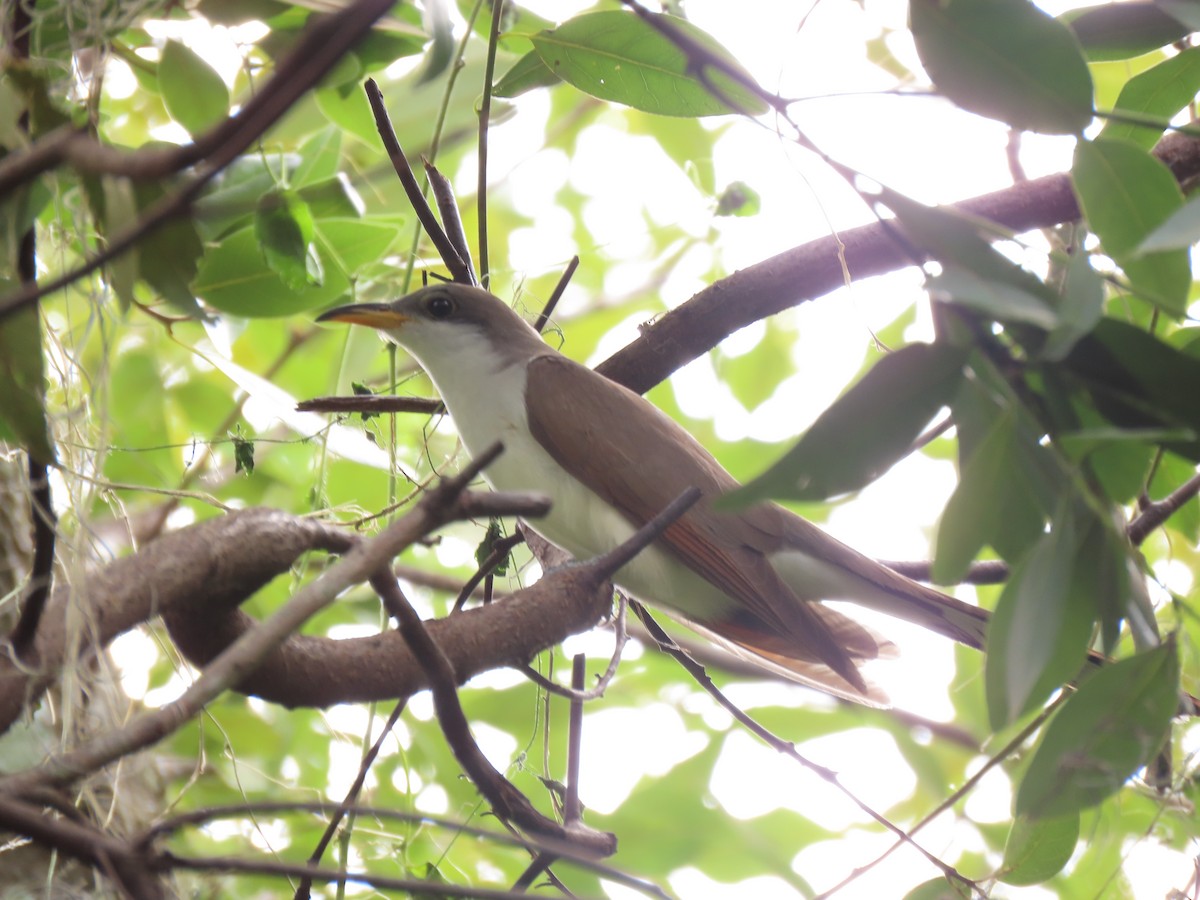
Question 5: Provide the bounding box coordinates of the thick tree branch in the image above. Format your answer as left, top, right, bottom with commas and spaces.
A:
597, 131, 1200, 394
0, 507, 348, 734
0, 472, 552, 791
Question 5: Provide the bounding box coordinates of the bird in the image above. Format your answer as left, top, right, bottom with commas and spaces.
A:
317, 283, 990, 705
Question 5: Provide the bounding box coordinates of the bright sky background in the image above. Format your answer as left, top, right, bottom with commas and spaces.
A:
100, 1, 1199, 897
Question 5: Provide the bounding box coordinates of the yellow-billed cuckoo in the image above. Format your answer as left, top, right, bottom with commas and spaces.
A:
318, 284, 989, 705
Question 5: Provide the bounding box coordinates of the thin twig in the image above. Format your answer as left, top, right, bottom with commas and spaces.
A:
511, 853, 555, 893
476, 0, 505, 286
297, 395, 444, 415
534, 256, 580, 334
294, 699, 409, 900
454, 532, 525, 612
426, 160, 477, 285
166, 851, 598, 899
8, 180, 55, 658
564, 654, 586, 824
368, 573, 616, 856
879, 558, 1010, 585
630, 601, 982, 898
519, 595, 629, 702
143, 801, 666, 896
815, 697, 1065, 899
1128, 472, 1200, 545
511, 651, 591, 894
363, 79, 471, 283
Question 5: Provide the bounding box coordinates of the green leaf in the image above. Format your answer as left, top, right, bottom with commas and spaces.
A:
1098, 47, 1200, 150
1062, 318, 1200, 459
1160, 0, 1200, 30
3, 65, 73, 136
1015, 639, 1179, 819
0, 303, 55, 464
911, 0, 1093, 134
415, 0, 454, 85
1060, 428, 1159, 503
934, 375, 1061, 582
1064, 3, 1190, 61
100, 176, 139, 309
884, 190, 1060, 327
997, 812, 1080, 884
493, 50, 560, 99
194, 156, 289, 241
0, 175, 51, 267
132, 181, 206, 317
354, 24, 427, 72
158, 40, 230, 137
1041, 251, 1105, 361
715, 181, 760, 217
298, 176, 366, 220
714, 320, 791, 411
255, 189, 318, 292
1071, 138, 1188, 315
475, 519, 510, 576
1149, 452, 1200, 541
530, 11, 768, 117
1138, 191, 1200, 253
314, 84, 378, 145
929, 267, 1059, 330
985, 501, 1099, 728
194, 218, 396, 317
903, 878, 972, 900
292, 126, 343, 188
231, 431, 255, 475
722, 343, 966, 505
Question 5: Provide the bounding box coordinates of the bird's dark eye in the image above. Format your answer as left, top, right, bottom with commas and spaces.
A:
426, 293, 454, 319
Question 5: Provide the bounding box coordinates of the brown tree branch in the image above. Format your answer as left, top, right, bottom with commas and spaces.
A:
373, 572, 616, 856
297, 394, 444, 415
0, 795, 166, 899
371, 488, 699, 857
144, 802, 670, 897
0, 507, 349, 735
596, 131, 1200, 394
363, 79, 472, 284
0, 464, 551, 792
1129, 472, 1200, 545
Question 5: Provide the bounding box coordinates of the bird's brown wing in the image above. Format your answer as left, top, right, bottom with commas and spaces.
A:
523, 355, 887, 696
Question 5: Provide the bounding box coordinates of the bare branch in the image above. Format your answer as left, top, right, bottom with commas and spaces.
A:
373, 564, 617, 856
364, 79, 473, 283
1129, 472, 1200, 545
297, 395, 444, 415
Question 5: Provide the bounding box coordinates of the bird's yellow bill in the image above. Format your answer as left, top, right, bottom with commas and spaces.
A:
316, 303, 409, 329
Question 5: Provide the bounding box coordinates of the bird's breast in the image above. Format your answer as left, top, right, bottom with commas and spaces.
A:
430, 361, 733, 621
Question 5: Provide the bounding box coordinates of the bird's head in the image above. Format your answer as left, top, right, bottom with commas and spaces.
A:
317, 283, 544, 372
